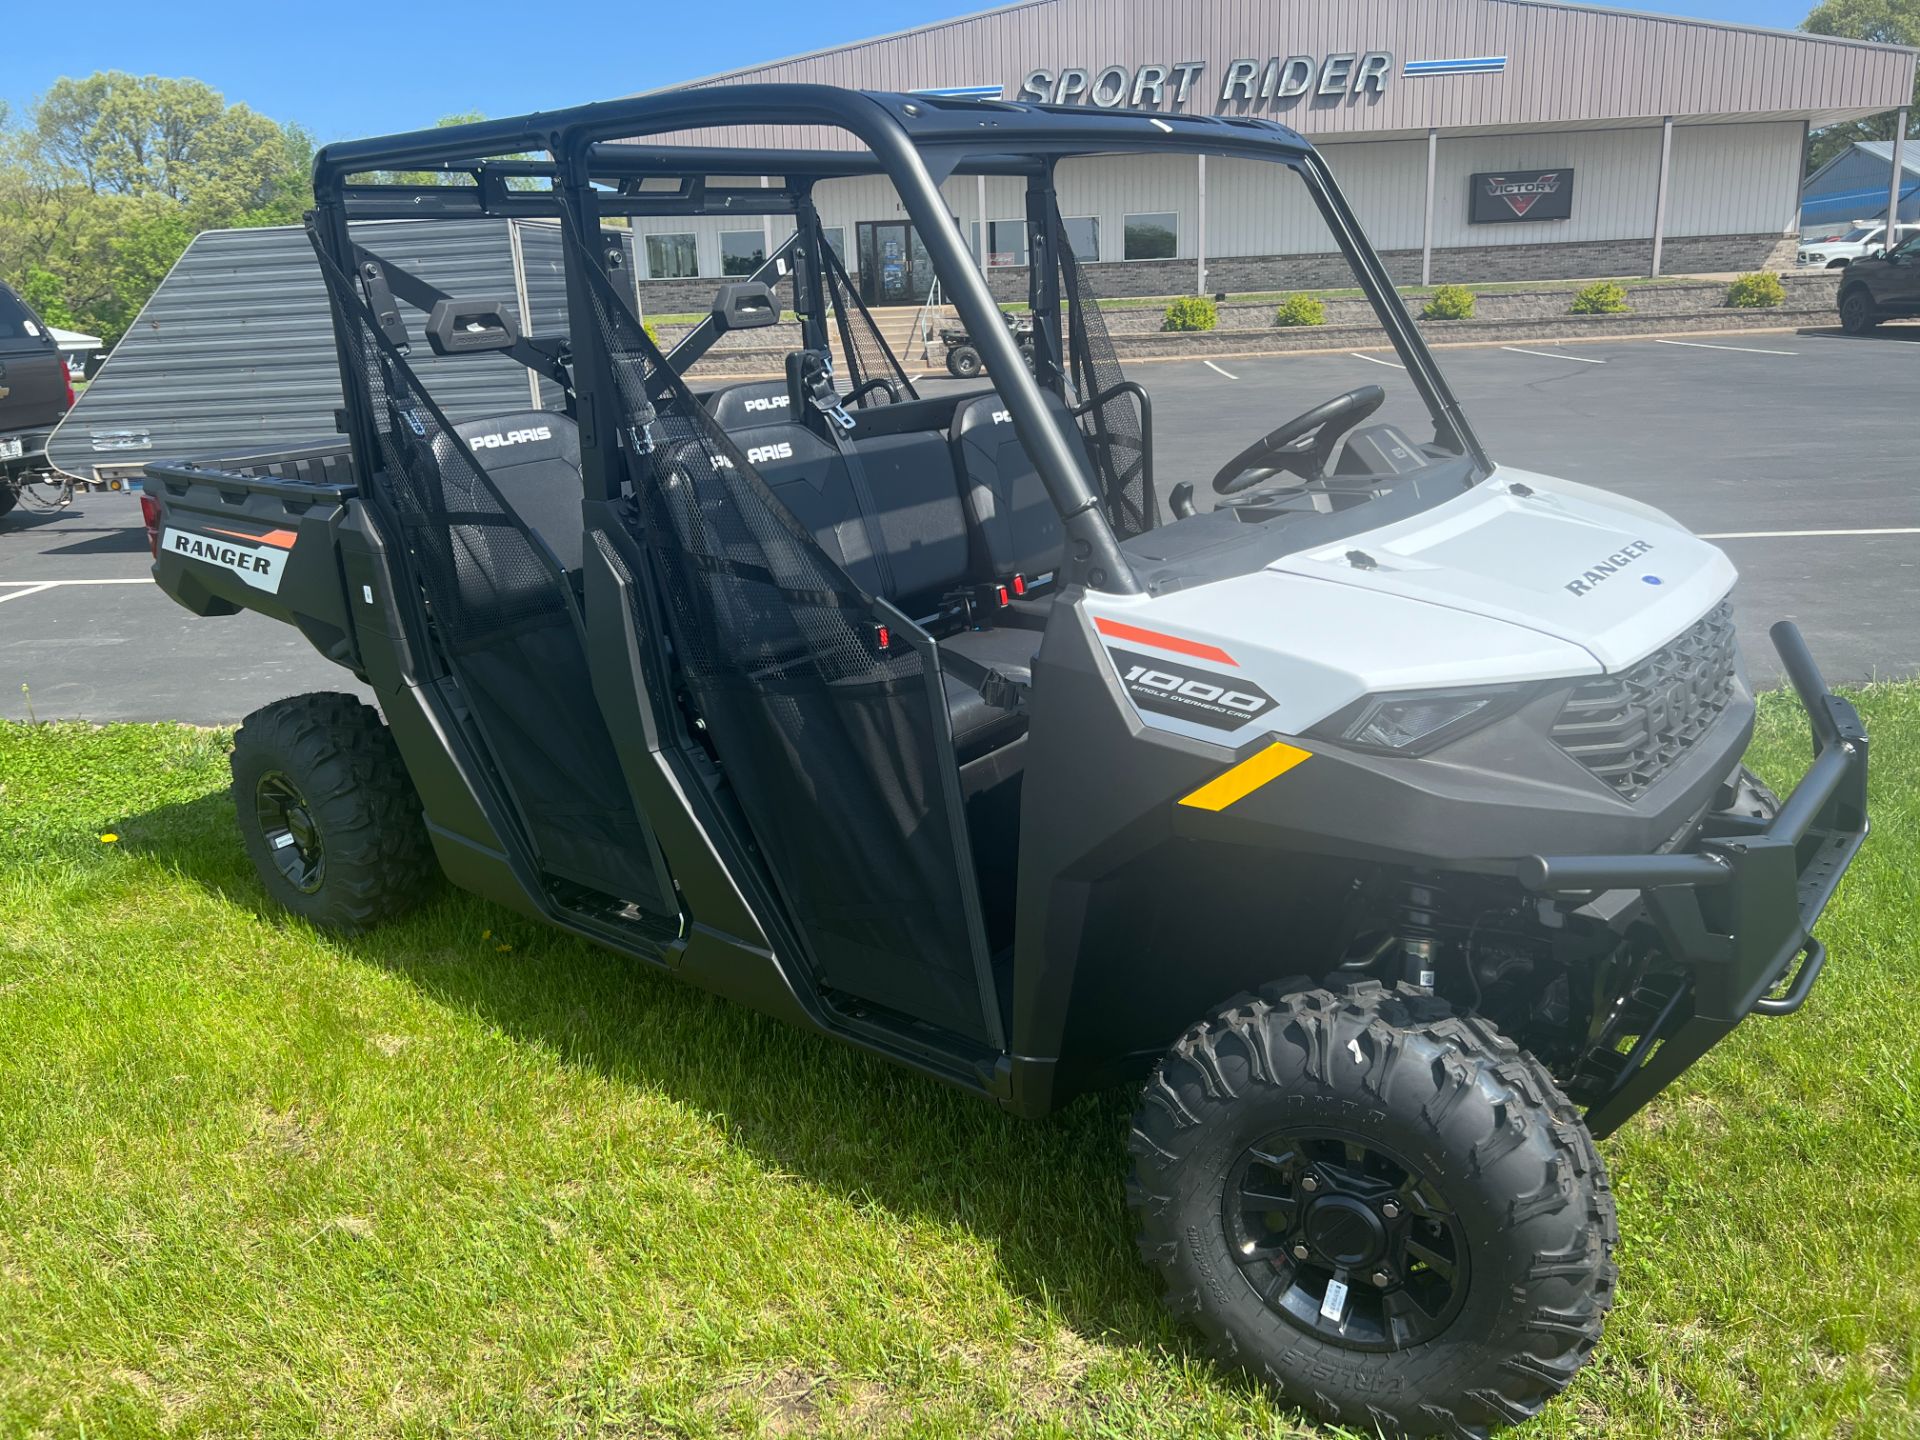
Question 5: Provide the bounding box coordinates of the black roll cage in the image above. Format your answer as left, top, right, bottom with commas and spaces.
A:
310, 85, 1489, 597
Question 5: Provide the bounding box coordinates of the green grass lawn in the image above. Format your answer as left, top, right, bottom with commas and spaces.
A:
2, 687, 1917, 1438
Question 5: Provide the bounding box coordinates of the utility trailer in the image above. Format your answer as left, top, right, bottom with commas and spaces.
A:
46, 218, 632, 490
138, 88, 1868, 1437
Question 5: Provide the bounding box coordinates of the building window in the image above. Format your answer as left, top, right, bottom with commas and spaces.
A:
1061, 215, 1101, 264
644, 232, 698, 279
720, 229, 767, 276
969, 218, 1029, 266
820, 227, 847, 264
1123, 212, 1179, 261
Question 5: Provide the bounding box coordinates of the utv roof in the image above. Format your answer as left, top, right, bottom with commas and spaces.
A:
312, 85, 1314, 193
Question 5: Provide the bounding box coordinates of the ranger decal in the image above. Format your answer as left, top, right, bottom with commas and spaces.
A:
1565, 539, 1653, 597
161, 527, 289, 594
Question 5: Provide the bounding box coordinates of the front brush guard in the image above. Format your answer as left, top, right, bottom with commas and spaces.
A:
1519, 622, 1869, 1139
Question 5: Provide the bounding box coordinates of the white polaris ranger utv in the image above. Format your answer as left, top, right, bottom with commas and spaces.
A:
139, 87, 1869, 1436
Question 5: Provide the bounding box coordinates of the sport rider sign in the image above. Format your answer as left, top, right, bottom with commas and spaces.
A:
1468, 168, 1575, 224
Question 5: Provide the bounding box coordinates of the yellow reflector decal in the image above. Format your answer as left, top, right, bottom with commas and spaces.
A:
1178, 741, 1312, 812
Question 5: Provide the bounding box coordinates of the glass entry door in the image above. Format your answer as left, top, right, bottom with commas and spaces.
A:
856, 221, 936, 307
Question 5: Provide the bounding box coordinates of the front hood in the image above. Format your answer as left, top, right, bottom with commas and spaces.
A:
1269, 466, 1737, 671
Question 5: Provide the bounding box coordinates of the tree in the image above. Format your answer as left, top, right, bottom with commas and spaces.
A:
1802, 0, 1920, 171
0, 73, 312, 348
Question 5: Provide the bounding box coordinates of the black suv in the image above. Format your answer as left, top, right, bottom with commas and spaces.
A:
0, 280, 73, 517
1838, 230, 1920, 333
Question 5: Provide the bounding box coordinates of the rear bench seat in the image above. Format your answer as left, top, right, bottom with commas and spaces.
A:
713, 419, 1038, 760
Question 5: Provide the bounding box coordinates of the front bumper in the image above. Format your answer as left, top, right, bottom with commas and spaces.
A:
1520, 622, 1869, 1138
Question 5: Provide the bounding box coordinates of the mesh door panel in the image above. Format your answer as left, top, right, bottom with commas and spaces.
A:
818, 237, 918, 406
1056, 219, 1154, 538
569, 229, 987, 1043
313, 240, 667, 908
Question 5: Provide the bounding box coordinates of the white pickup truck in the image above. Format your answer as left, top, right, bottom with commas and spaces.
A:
1798, 220, 1920, 268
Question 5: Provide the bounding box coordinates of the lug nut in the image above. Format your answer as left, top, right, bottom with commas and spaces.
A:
1292, 1244, 1311, 1261
1300, 1175, 1320, 1193
1371, 1270, 1391, 1288
1381, 1201, 1401, 1220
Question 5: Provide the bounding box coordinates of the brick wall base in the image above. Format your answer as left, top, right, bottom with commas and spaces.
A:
634, 233, 1800, 315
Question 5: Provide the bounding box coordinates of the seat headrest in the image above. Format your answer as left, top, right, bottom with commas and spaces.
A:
453, 411, 579, 466
706, 382, 796, 430
952, 393, 1017, 440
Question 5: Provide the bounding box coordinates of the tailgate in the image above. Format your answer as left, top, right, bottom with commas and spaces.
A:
145, 444, 366, 670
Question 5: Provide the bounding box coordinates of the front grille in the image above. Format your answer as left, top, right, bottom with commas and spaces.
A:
1552, 601, 1738, 800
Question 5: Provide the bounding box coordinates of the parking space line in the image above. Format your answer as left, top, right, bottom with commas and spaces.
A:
0, 583, 60, 605
1500, 346, 1606, 364
1652, 339, 1797, 356
1699, 527, 1920, 539
1203, 360, 1239, 380
1349, 352, 1404, 369
0, 578, 150, 588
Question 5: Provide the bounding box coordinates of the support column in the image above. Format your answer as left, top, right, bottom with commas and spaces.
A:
1196, 154, 1208, 296
1650, 116, 1674, 278
1421, 127, 1438, 286
977, 173, 989, 271
761, 175, 774, 263
1890, 109, 1909, 247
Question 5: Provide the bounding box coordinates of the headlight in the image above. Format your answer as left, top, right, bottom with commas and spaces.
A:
1312, 685, 1530, 754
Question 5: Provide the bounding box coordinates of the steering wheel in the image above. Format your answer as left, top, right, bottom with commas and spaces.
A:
1211, 386, 1386, 496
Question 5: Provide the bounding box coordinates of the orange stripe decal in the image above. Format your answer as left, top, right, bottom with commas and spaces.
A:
1094, 616, 1237, 666
205, 525, 298, 549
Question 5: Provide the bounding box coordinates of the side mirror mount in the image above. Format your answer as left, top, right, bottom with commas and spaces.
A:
425, 297, 521, 356
710, 282, 780, 333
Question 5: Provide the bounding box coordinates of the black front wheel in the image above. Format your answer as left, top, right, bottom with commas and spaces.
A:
1129, 980, 1616, 1437
231, 693, 438, 931
946, 344, 983, 379
1839, 289, 1880, 334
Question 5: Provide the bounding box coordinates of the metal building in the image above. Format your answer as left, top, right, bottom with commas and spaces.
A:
625, 0, 1917, 306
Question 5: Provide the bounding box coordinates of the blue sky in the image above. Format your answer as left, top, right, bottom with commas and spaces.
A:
3, 0, 1824, 144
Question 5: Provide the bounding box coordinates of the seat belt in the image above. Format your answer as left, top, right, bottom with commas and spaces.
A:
793, 350, 897, 602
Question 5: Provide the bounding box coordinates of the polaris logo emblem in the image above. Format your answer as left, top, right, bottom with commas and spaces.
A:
742, 395, 790, 413
747, 441, 795, 465
1565, 540, 1654, 596
992, 409, 1012, 424
1106, 646, 1276, 731
470, 425, 552, 450
161, 527, 287, 594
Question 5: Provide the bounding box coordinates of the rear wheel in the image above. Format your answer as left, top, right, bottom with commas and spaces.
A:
1129, 980, 1616, 1437
1839, 287, 1880, 334
947, 344, 982, 378
0, 482, 15, 519
231, 693, 437, 931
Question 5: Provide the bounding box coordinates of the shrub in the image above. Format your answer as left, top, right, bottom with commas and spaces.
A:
1162, 296, 1218, 332
1569, 280, 1630, 315
1273, 293, 1327, 327
1420, 284, 1476, 320
1725, 272, 1786, 309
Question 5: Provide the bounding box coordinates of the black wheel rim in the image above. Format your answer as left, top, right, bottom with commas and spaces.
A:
254, 770, 326, 894
1222, 1128, 1470, 1352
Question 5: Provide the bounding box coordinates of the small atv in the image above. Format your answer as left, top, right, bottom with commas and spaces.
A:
141, 87, 1868, 1437
942, 309, 1036, 378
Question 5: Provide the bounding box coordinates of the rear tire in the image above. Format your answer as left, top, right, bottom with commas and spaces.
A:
0, 483, 15, 519
947, 344, 983, 378
230, 693, 437, 931
1129, 980, 1616, 1437
1839, 288, 1880, 334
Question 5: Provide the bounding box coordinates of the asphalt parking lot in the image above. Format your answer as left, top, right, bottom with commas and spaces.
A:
3, 323, 1916, 724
